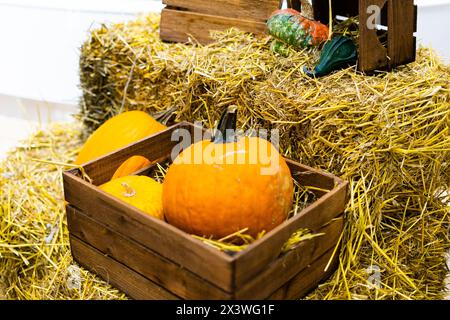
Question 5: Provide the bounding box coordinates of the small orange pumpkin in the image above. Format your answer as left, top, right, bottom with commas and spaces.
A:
111, 155, 152, 180
162, 106, 293, 238
99, 175, 164, 220
76, 111, 166, 165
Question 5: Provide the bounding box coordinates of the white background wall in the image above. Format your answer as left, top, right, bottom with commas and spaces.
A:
415, 0, 450, 62
0, 0, 163, 105
0, 0, 162, 156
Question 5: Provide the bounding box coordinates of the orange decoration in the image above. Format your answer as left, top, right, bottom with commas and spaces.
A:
76, 111, 166, 165
162, 107, 293, 239
111, 155, 152, 180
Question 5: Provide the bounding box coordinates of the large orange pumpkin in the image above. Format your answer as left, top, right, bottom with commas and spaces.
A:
162, 106, 293, 238
76, 111, 166, 165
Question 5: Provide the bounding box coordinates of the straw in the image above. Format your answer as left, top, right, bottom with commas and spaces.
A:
1, 13, 449, 300
76, 14, 450, 299
0, 123, 126, 299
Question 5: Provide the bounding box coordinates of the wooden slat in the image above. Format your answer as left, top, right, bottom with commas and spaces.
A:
235, 217, 343, 299
388, 0, 416, 68
71, 226, 339, 301
232, 176, 347, 289
268, 246, 339, 299
286, 159, 338, 197
70, 236, 179, 300
359, 0, 389, 72
63, 172, 235, 292
162, 0, 281, 22
160, 8, 267, 45
67, 206, 231, 299
413, 5, 418, 33
75, 122, 193, 186
65, 120, 348, 295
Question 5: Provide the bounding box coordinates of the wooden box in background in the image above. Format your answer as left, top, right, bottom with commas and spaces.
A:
159, 0, 417, 73
308, 0, 417, 72
63, 122, 348, 299
159, 0, 281, 44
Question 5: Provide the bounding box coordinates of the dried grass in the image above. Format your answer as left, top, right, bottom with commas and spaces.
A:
0, 123, 126, 299
0, 13, 449, 299
77, 14, 450, 299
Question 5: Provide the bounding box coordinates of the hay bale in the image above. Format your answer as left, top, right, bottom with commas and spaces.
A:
78, 14, 450, 299
0, 14, 448, 300
0, 123, 126, 299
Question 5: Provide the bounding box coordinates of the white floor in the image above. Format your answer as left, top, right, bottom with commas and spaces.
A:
0, 94, 77, 160
0, 115, 39, 158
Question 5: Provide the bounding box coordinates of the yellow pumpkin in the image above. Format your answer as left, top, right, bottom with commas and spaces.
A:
111, 155, 152, 180
162, 106, 293, 238
99, 175, 164, 220
76, 111, 166, 165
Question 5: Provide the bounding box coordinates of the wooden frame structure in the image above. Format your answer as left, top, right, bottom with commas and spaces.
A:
63, 122, 348, 299
160, 0, 417, 72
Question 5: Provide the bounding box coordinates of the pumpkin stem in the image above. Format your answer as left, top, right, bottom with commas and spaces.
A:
212, 105, 238, 144
121, 182, 136, 197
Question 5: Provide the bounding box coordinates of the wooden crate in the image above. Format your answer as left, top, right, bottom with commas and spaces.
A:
63, 122, 348, 300
159, 0, 417, 73
159, 0, 280, 44
309, 0, 417, 72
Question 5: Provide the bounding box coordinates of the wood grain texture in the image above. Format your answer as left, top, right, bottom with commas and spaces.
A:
232, 177, 347, 289
64, 152, 347, 294
63, 171, 235, 292
309, 0, 416, 72
388, 0, 416, 67
69, 206, 342, 300
286, 159, 338, 197
268, 246, 339, 299
235, 217, 343, 299
160, 0, 416, 71
160, 8, 267, 44
162, 0, 281, 22
67, 206, 231, 299
64, 121, 349, 298
70, 236, 179, 300
359, 0, 389, 72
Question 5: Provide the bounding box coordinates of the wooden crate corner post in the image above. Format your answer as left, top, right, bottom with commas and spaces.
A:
359, 0, 417, 72
312, 0, 417, 72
